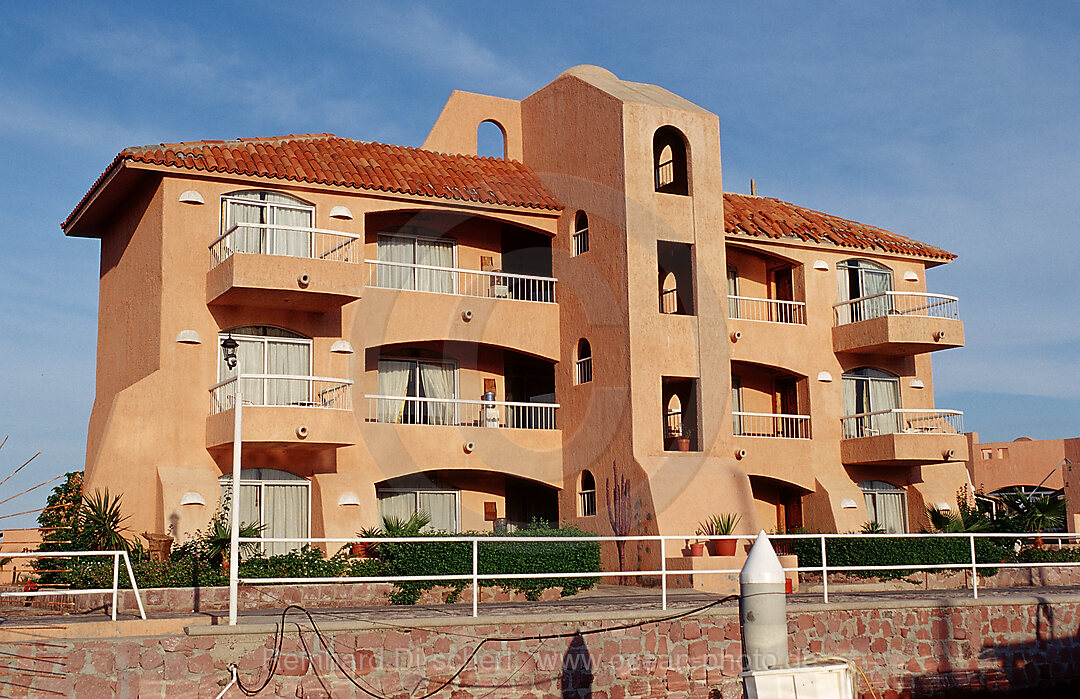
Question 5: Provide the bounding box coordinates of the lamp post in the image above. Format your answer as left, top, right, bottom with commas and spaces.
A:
221, 334, 242, 626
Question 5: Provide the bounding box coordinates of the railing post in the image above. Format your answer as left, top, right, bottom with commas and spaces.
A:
660, 538, 667, 611
228, 386, 243, 626
111, 552, 120, 622
122, 551, 147, 620
472, 539, 479, 618
970, 534, 979, 600
820, 535, 829, 604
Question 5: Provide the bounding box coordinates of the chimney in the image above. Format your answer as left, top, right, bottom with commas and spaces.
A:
750, 179, 757, 196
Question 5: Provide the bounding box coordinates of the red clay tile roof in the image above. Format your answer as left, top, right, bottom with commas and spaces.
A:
723, 193, 955, 261
64, 134, 562, 229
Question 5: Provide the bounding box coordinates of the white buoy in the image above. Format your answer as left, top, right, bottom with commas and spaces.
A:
739, 530, 789, 672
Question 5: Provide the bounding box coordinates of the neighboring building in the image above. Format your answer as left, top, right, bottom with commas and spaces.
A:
965, 433, 1079, 532
0, 528, 43, 585
62, 66, 970, 558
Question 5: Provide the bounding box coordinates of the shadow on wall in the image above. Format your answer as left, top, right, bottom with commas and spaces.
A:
898, 598, 1080, 697
561, 632, 592, 698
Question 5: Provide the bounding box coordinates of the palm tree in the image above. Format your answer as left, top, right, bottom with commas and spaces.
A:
998, 492, 1066, 533
78, 489, 134, 552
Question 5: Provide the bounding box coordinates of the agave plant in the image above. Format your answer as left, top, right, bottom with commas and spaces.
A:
77, 489, 134, 552
860, 521, 886, 534
697, 513, 741, 537
925, 505, 993, 533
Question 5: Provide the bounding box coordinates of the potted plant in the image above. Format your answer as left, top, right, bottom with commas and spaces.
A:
352, 526, 383, 558
698, 513, 741, 556
687, 540, 706, 557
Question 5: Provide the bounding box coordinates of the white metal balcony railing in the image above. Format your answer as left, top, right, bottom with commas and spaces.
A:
733, 412, 812, 439
210, 374, 353, 414
841, 408, 964, 439
210, 223, 362, 268
365, 395, 559, 430
833, 291, 959, 326
365, 259, 556, 304
727, 295, 807, 325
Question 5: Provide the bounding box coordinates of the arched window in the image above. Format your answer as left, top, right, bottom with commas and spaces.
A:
665, 393, 683, 438
572, 211, 589, 256
218, 326, 312, 407
220, 190, 314, 259
575, 339, 593, 385
836, 259, 894, 323
842, 368, 900, 438
477, 120, 507, 159
578, 470, 597, 517
660, 272, 678, 314
219, 468, 309, 557
859, 480, 907, 534
653, 126, 689, 195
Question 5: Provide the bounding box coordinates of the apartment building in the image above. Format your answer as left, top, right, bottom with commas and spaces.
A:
62, 66, 970, 554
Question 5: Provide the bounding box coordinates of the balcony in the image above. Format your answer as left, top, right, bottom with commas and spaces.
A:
364, 395, 558, 430
362, 261, 560, 360
727, 296, 807, 325
840, 409, 968, 466
733, 412, 811, 439
832, 292, 964, 355
361, 394, 562, 487
366, 260, 555, 303
206, 223, 363, 311
206, 374, 358, 448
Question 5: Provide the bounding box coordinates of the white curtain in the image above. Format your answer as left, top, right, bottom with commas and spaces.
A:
217, 339, 266, 406
270, 202, 312, 258
727, 266, 740, 319
731, 377, 743, 436
377, 492, 416, 523
267, 341, 310, 405
419, 361, 455, 425
377, 360, 413, 423
263, 484, 308, 557
419, 492, 458, 532
377, 236, 415, 289
227, 199, 266, 256
862, 267, 893, 319
842, 377, 859, 438
416, 239, 454, 293
869, 377, 900, 435
864, 487, 907, 534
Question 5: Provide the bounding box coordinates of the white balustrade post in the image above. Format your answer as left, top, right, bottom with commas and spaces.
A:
661, 538, 667, 611
472, 539, 479, 618
820, 535, 829, 604
970, 534, 979, 600
111, 552, 120, 621
228, 384, 243, 626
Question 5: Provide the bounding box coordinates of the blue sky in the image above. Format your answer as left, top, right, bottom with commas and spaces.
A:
1, 2, 1078, 527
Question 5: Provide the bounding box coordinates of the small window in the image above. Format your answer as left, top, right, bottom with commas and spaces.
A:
572, 211, 589, 256
859, 480, 908, 534
653, 126, 689, 195
998, 448, 1009, 459
982, 449, 993, 460
575, 339, 593, 385
578, 470, 597, 517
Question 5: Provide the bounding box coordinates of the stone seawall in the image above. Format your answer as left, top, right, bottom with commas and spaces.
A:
4, 595, 1080, 697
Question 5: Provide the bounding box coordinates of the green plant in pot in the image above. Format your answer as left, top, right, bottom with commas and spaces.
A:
352, 526, 383, 558
698, 513, 741, 556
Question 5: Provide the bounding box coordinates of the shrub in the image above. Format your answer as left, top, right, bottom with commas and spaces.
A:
787, 532, 1012, 580
377, 520, 602, 604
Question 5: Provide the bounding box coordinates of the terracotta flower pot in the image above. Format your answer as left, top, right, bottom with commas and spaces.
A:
676, 437, 691, 452
688, 542, 705, 557
709, 539, 738, 556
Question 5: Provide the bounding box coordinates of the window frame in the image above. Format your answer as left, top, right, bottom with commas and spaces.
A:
219, 469, 311, 557
575, 339, 593, 385
572, 211, 590, 256
376, 487, 461, 533
578, 470, 597, 517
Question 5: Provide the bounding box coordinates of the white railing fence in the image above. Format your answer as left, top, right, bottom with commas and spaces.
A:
365, 394, 558, 430
210, 223, 362, 267
842, 408, 963, 439
0, 551, 147, 621
224, 531, 1080, 623
366, 260, 556, 304
728, 296, 807, 325
833, 291, 959, 326
210, 374, 353, 414
733, 412, 811, 439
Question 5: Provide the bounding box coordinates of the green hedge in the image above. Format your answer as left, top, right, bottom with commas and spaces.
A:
378, 522, 601, 604
786, 535, 1014, 580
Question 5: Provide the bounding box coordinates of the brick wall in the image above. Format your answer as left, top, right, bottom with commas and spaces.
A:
6, 597, 1080, 697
